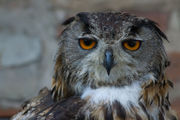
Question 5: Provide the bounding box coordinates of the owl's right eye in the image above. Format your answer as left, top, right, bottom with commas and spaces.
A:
79, 38, 97, 50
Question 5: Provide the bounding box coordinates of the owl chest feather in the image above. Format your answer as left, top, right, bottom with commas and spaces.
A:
81, 82, 141, 109
79, 79, 177, 120
80, 82, 145, 120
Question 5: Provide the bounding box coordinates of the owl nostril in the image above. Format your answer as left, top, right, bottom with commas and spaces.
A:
103, 49, 114, 75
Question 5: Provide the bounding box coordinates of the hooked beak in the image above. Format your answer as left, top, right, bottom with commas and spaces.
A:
103, 49, 114, 75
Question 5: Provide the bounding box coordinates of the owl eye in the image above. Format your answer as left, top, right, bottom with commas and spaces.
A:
79, 38, 97, 50
122, 40, 141, 51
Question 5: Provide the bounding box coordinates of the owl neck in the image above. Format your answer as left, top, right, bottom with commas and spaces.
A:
80, 74, 175, 120
81, 81, 141, 109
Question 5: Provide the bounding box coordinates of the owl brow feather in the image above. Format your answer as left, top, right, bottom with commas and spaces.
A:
77, 12, 90, 27
77, 12, 94, 34
62, 12, 93, 34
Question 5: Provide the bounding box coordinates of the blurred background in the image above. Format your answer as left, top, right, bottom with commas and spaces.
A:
0, 0, 180, 119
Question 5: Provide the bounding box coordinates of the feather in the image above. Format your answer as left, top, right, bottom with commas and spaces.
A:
11, 88, 85, 120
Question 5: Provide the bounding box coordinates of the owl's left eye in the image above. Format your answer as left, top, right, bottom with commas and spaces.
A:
122, 40, 141, 51
79, 38, 97, 50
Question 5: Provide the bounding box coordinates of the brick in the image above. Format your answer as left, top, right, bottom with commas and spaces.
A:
171, 98, 180, 118
0, 35, 41, 68
0, 108, 20, 118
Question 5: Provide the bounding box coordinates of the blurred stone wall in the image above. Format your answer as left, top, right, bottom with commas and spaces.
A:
0, 0, 180, 117
0, 0, 58, 109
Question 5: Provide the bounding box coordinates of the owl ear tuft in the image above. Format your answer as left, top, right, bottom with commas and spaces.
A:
76, 12, 90, 27
62, 12, 90, 26
134, 18, 168, 41
62, 17, 75, 25
77, 12, 93, 33
146, 20, 167, 41
62, 12, 93, 34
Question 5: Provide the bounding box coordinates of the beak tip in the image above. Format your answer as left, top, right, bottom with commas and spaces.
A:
107, 69, 110, 75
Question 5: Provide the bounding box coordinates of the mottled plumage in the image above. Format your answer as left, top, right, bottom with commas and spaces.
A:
12, 12, 177, 120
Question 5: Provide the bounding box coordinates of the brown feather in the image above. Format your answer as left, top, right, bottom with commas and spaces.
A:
11, 88, 85, 120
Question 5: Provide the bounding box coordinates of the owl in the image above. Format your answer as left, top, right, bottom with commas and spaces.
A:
12, 12, 177, 120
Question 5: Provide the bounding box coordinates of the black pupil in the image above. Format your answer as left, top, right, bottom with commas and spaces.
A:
84, 39, 92, 46
127, 41, 136, 47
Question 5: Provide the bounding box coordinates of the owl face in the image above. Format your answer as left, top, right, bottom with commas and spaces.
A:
58, 12, 167, 93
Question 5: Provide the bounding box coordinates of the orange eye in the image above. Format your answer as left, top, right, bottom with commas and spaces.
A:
79, 38, 97, 50
122, 40, 141, 51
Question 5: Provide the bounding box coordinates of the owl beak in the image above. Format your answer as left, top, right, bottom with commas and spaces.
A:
104, 49, 114, 75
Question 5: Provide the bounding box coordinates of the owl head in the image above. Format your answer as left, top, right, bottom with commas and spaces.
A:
52, 12, 169, 101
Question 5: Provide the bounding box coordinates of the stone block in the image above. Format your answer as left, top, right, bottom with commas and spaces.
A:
0, 34, 41, 67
